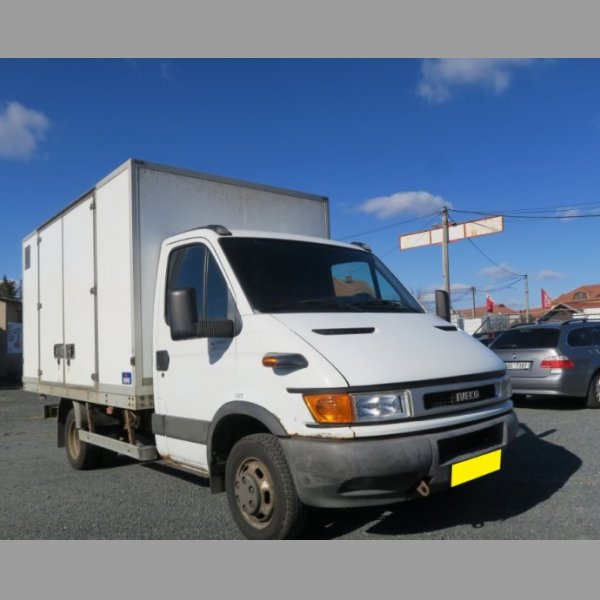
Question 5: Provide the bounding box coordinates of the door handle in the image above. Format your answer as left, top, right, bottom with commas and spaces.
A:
156, 350, 170, 371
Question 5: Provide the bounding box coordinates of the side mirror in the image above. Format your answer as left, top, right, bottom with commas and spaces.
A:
167, 288, 198, 340
435, 289, 451, 322
167, 288, 236, 340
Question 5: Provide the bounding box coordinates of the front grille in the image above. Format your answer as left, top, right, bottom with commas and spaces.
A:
424, 384, 496, 410
438, 423, 504, 464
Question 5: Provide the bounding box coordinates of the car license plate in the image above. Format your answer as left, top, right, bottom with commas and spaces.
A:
450, 449, 502, 487
505, 361, 532, 370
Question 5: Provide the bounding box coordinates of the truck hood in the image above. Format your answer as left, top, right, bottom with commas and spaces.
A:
272, 312, 506, 387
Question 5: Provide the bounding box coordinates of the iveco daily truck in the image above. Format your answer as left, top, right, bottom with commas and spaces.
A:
22, 159, 518, 539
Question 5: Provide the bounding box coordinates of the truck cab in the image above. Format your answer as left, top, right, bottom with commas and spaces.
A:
151, 226, 517, 538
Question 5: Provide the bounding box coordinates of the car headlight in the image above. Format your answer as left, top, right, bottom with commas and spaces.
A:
352, 391, 412, 422
497, 375, 512, 400
304, 390, 412, 424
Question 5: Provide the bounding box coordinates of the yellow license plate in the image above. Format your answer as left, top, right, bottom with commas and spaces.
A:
450, 449, 502, 487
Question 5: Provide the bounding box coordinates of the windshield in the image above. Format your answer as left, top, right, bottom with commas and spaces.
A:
219, 238, 424, 314
490, 328, 560, 350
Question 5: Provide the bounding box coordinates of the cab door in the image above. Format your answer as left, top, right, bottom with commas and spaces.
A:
153, 240, 237, 471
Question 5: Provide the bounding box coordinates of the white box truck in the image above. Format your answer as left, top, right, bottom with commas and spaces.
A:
23, 159, 518, 539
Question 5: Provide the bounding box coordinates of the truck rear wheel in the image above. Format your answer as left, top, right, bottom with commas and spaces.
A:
225, 433, 305, 540
65, 408, 101, 470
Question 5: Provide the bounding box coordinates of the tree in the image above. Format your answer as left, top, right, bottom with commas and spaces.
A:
0, 275, 17, 299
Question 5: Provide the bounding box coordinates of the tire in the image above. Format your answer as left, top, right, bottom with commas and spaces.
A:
225, 433, 305, 540
586, 373, 600, 409
65, 408, 101, 470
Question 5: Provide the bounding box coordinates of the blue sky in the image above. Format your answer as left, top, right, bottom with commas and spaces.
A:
1, 58, 599, 312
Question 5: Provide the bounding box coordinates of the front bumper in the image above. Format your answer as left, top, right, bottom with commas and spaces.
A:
279, 409, 518, 508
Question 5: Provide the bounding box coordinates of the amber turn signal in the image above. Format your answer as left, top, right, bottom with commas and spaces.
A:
303, 393, 354, 424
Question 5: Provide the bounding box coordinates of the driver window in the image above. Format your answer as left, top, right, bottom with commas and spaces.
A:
166, 244, 230, 323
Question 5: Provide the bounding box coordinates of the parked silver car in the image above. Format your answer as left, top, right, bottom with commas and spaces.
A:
489, 320, 600, 408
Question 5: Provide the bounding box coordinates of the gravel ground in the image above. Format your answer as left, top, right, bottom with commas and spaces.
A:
1, 387, 598, 540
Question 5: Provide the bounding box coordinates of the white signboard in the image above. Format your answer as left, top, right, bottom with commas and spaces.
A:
7, 322, 22, 354
400, 215, 504, 250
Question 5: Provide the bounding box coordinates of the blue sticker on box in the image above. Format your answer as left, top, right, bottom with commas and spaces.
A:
122, 372, 132, 385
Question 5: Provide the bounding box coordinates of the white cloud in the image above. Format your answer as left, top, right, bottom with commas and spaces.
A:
417, 59, 535, 104
159, 60, 176, 82
0, 101, 51, 160
479, 263, 519, 281
538, 270, 566, 281
358, 191, 451, 219
558, 207, 581, 221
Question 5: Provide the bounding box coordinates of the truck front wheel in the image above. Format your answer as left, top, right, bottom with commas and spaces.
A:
225, 433, 305, 540
65, 408, 100, 470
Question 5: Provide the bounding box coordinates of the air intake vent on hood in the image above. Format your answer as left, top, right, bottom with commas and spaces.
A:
435, 325, 458, 331
312, 327, 375, 335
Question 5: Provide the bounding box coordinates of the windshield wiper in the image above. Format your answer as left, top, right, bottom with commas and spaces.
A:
352, 299, 417, 312
298, 298, 365, 312
258, 298, 364, 313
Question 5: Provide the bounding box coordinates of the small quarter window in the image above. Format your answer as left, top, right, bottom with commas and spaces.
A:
568, 328, 593, 347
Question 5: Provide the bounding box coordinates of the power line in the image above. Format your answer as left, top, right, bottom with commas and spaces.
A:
337, 211, 440, 241
464, 199, 600, 215
466, 238, 525, 278
450, 208, 600, 220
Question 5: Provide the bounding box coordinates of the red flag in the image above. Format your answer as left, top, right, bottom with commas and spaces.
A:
486, 294, 494, 313
541, 288, 552, 309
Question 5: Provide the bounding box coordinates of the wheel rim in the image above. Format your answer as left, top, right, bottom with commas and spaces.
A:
67, 419, 81, 459
234, 457, 275, 529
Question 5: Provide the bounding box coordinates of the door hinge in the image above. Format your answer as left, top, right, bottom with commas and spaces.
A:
37, 302, 42, 310
130, 356, 135, 366
38, 369, 43, 377
37, 237, 42, 245
91, 373, 98, 382
89, 200, 96, 210
90, 286, 97, 295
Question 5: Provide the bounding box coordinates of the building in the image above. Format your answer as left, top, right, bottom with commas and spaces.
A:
526, 283, 600, 322
551, 283, 600, 312
0, 297, 22, 381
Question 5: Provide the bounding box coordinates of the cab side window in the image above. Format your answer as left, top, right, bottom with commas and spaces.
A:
166, 244, 230, 324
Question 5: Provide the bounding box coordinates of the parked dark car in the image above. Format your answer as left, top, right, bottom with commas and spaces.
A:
489, 320, 600, 408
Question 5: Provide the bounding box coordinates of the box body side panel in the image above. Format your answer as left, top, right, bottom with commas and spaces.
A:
96, 169, 135, 389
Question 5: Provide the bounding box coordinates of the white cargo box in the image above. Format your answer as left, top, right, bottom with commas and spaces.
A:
22, 159, 329, 409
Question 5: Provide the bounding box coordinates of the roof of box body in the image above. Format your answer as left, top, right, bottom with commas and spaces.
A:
24, 158, 328, 241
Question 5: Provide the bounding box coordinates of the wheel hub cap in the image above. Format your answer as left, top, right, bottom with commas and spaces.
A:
234, 458, 274, 526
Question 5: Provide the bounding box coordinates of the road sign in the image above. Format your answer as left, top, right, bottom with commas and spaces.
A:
400, 215, 504, 250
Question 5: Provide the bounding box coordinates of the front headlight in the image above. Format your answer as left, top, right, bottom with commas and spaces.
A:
304, 390, 413, 424
352, 391, 412, 422
497, 375, 512, 400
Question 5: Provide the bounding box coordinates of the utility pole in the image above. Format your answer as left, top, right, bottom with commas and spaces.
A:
471, 286, 476, 319
524, 274, 530, 323
441, 207, 450, 299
